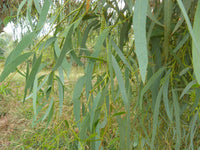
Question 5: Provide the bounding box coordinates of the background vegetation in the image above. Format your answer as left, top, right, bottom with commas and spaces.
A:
0, 0, 200, 149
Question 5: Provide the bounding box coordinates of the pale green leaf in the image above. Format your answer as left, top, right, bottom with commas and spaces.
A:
192, 0, 200, 84
139, 67, 165, 109
36, 0, 51, 31
56, 75, 64, 115
151, 86, 163, 150
133, 0, 148, 83
33, 76, 38, 120
112, 55, 129, 108
34, 0, 41, 14
180, 80, 196, 99
172, 90, 181, 150
5, 32, 36, 66
42, 97, 54, 122
17, 0, 27, 19
0, 52, 33, 82
72, 76, 85, 128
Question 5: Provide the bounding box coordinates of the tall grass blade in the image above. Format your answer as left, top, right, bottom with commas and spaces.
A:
133, 0, 148, 83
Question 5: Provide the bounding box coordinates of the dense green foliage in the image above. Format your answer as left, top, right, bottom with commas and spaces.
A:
0, 0, 200, 149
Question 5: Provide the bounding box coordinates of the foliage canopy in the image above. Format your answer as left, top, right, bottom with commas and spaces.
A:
0, 0, 200, 149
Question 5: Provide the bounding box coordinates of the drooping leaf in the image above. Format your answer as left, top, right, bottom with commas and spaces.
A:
85, 28, 110, 99
162, 70, 173, 122
56, 75, 64, 115
36, 0, 51, 31
163, 0, 173, 62
111, 55, 129, 108
25, 54, 42, 90
139, 67, 165, 109
172, 90, 181, 150
180, 80, 196, 99
33, 75, 38, 120
150, 86, 163, 150
192, 0, 200, 84
0, 52, 33, 82
34, 0, 41, 14
5, 32, 36, 66
133, 0, 148, 83
53, 24, 74, 71
17, 0, 28, 19
42, 97, 54, 122
72, 76, 85, 128
111, 39, 131, 70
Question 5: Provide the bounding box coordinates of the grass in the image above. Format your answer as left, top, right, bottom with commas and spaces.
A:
0, 64, 84, 149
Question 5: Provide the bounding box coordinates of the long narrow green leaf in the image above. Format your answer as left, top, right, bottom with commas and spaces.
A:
111, 39, 131, 70
172, 90, 181, 150
80, 113, 90, 140
151, 86, 163, 150
34, 0, 41, 14
147, 5, 163, 27
162, 70, 173, 122
111, 55, 128, 108
56, 75, 64, 115
72, 76, 85, 128
163, 0, 172, 62
180, 80, 196, 99
85, 28, 110, 99
192, 0, 200, 84
17, 0, 27, 19
0, 52, 33, 82
53, 24, 74, 71
172, 0, 192, 34
189, 110, 199, 149
173, 33, 189, 53
5, 32, 36, 66
139, 67, 165, 109
25, 54, 42, 90
36, 0, 51, 31
42, 97, 54, 122
33, 75, 38, 121
54, 41, 71, 75
26, 0, 34, 30
133, 0, 148, 83
23, 75, 49, 101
